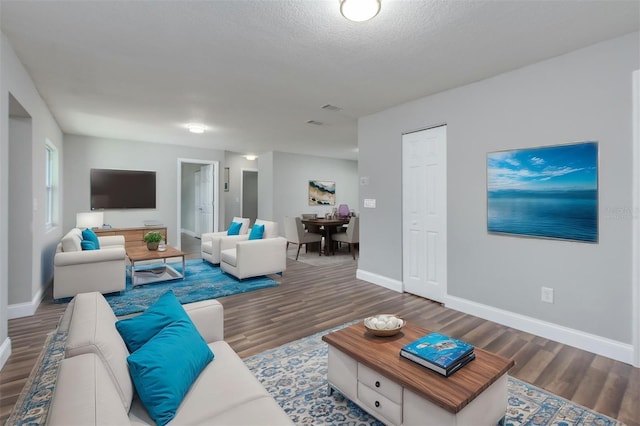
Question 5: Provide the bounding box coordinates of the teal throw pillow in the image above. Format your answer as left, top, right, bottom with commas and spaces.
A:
248, 224, 265, 240
116, 290, 190, 353
80, 240, 97, 250
227, 221, 242, 236
127, 318, 214, 426
81, 228, 100, 249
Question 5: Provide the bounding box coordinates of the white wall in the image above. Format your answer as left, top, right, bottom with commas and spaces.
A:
63, 135, 225, 246
1, 32, 64, 368
8, 116, 32, 305
358, 33, 639, 362
271, 151, 358, 232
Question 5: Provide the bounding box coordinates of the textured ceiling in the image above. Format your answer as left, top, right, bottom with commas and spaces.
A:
1, 1, 638, 160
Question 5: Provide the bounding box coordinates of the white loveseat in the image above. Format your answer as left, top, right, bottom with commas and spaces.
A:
47, 292, 293, 425
53, 228, 127, 299
220, 219, 287, 280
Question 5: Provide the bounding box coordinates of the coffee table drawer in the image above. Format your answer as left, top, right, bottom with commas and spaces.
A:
358, 382, 402, 426
358, 363, 402, 404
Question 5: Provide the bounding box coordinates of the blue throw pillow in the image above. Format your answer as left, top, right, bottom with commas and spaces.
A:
81, 228, 100, 249
227, 221, 242, 236
248, 224, 265, 240
116, 291, 190, 353
80, 240, 97, 250
127, 319, 214, 426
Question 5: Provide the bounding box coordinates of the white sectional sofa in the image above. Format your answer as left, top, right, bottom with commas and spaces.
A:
53, 228, 127, 299
47, 292, 293, 425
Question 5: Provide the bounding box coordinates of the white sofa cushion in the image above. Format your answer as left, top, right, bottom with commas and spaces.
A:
128, 341, 291, 425
64, 292, 134, 411
61, 228, 83, 252
254, 219, 279, 239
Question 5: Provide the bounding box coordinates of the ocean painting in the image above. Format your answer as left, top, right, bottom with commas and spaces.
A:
487, 142, 598, 243
308, 180, 335, 206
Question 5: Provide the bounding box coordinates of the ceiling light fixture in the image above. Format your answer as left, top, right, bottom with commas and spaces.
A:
244, 155, 257, 161
187, 123, 206, 134
340, 0, 381, 22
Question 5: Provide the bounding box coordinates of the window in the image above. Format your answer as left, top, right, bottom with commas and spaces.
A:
45, 142, 58, 227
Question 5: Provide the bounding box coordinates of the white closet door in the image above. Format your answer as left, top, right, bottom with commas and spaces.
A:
402, 125, 447, 303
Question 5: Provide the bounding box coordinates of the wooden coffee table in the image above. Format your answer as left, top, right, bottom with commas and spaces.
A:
322, 321, 514, 426
126, 245, 186, 287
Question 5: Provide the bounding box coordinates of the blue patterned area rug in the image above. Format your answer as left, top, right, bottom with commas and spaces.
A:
243, 324, 624, 426
4, 331, 67, 426
57, 259, 278, 316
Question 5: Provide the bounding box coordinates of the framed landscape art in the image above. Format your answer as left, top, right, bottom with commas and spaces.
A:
487, 141, 598, 243
308, 180, 335, 206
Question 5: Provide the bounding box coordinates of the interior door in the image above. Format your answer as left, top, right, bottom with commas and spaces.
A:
402, 125, 447, 302
200, 164, 214, 234
241, 169, 258, 225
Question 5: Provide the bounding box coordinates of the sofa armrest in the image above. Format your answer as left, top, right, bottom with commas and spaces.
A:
201, 231, 228, 243
98, 235, 126, 248
48, 353, 131, 426
219, 234, 249, 251
54, 247, 126, 267
183, 299, 224, 343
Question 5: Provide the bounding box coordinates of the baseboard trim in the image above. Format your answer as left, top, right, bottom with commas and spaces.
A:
445, 295, 634, 365
7, 286, 45, 320
356, 269, 403, 293
0, 337, 11, 371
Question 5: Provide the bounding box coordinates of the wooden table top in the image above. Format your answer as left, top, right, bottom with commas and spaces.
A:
322, 322, 514, 414
301, 217, 350, 227
126, 245, 185, 262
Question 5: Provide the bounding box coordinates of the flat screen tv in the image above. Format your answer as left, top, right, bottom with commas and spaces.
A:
90, 168, 156, 210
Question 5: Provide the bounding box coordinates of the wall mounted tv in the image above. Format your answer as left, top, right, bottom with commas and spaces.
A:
90, 168, 156, 210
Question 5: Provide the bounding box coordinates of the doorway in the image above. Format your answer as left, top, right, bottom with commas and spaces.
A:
177, 159, 219, 249
241, 169, 258, 225
402, 125, 447, 303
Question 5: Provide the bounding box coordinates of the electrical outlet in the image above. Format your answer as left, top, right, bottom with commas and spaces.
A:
541, 287, 554, 304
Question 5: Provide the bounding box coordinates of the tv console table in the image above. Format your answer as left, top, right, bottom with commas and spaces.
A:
93, 226, 167, 250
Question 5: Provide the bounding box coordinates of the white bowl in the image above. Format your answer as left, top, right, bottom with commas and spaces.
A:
364, 314, 405, 337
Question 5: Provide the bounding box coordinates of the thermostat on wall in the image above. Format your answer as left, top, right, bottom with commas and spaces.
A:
364, 199, 376, 208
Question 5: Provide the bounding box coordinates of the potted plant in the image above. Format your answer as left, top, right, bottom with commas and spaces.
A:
143, 231, 163, 250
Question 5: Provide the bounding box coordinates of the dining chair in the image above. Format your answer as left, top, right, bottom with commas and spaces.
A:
332, 216, 359, 259
284, 217, 323, 260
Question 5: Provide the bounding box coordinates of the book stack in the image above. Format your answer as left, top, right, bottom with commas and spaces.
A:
400, 333, 475, 377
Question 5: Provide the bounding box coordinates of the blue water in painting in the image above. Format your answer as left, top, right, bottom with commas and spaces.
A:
487, 189, 597, 242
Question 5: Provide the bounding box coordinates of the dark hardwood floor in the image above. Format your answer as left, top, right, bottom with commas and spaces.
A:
1, 234, 638, 425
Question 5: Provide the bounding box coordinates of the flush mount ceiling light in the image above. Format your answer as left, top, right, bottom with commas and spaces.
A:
340, 0, 381, 22
186, 123, 206, 134
244, 155, 257, 161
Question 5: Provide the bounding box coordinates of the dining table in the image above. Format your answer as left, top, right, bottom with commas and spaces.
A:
301, 217, 351, 256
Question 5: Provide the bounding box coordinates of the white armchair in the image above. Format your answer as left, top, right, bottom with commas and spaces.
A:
201, 217, 251, 264
220, 220, 287, 279
54, 228, 126, 299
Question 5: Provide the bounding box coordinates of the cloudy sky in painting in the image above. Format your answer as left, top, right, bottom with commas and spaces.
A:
487, 142, 598, 191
